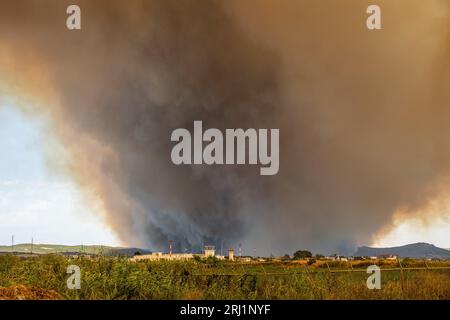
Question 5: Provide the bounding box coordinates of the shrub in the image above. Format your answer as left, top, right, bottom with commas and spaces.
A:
293, 250, 313, 260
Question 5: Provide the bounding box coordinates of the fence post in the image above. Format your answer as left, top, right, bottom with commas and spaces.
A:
397, 257, 405, 298
325, 261, 331, 273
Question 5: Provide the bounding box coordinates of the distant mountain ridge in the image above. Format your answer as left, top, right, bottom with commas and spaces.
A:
354, 242, 450, 259
0, 243, 151, 256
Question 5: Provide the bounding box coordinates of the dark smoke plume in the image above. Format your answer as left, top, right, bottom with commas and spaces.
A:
0, 0, 449, 254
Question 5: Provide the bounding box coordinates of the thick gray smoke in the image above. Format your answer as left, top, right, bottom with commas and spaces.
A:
0, 0, 449, 255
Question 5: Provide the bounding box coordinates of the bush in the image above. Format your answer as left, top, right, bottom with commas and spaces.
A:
281, 254, 291, 261
293, 250, 313, 260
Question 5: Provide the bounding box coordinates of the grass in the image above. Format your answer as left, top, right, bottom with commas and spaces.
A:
0, 254, 449, 300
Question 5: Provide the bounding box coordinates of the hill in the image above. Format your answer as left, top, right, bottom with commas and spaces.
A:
354, 242, 450, 259
0, 243, 151, 256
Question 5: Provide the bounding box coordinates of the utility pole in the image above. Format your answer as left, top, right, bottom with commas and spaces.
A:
221, 240, 224, 256
11, 235, 14, 253
169, 240, 173, 255
31, 237, 34, 254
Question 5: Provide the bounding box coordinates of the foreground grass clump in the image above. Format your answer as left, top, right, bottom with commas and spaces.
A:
0, 254, 448, 300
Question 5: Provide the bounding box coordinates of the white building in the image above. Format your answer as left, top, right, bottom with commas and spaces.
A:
130, 245, 225, 262
131, 252, 195, 261
228, 247, 235, 261
204, 246, 215, 257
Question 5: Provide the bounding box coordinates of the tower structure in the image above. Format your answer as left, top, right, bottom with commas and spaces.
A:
204, 245, 215, 257
228, 246, 235, 261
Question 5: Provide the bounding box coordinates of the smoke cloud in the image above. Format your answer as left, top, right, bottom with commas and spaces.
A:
0, 0, 449, 254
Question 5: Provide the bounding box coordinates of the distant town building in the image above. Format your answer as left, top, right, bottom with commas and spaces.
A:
130, 245, 225, 262
131, 252, 195, 261
380, 254, 398, 260
228, 247, 235, 261
325, 254, 349, 261
204, 246, 215, 257
239, 257, 252, 262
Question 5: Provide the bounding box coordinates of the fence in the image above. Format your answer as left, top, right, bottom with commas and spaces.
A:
191, 259, 450, 276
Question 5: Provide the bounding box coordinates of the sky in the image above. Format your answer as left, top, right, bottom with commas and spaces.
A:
0, 102, 448, 249
0, 1, 449, 255
0, 103, 119, 246
374, 217, 450, 249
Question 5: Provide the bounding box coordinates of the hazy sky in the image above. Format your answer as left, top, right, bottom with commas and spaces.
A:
0, 1, 449, 254
0, 104, 118, 246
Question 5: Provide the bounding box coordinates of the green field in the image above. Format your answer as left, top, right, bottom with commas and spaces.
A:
0, 254, 449, 300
